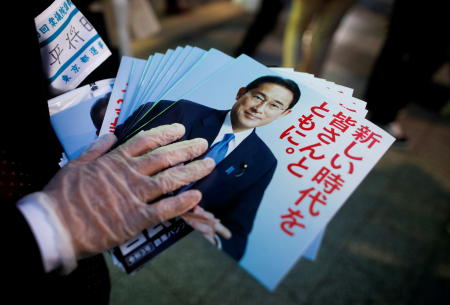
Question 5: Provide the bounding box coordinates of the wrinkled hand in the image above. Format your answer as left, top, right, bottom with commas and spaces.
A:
35, 123, 215, 272
181, 206, 232, 245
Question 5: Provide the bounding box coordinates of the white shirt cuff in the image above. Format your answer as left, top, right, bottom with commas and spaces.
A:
17, 195, 62, 273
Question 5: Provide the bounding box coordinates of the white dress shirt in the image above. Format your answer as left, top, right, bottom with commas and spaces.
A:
211, 111, 253, 158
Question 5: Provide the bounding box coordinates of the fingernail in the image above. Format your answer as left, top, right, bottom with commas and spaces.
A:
183, 189, 202, 202
171, 123, 185, 132
190, 138, 208, 146
203, 157, 216, 167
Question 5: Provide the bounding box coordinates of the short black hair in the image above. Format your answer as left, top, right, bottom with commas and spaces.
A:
244, 75, 301, 110
90, 92, 111, 131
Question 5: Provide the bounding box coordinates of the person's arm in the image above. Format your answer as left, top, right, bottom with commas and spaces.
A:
17, 196, 63, 273
7, 202, 48, 276
13, 123, 215, 274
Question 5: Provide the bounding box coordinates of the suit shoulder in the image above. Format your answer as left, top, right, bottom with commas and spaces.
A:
159, 99, 216, 113
178, 99, 218, 115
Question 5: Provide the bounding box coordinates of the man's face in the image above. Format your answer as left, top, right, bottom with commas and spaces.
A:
231, 82, 293, 132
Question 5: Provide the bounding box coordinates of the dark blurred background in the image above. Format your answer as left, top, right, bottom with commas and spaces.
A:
90, 0, 450, 304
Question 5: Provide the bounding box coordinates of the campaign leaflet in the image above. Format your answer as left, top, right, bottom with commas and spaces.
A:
49, 46, 393, 290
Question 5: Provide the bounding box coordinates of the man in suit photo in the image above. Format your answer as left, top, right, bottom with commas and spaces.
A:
117, 75, 301, 261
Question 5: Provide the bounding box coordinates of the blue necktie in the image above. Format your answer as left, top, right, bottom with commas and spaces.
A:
203, 133, 235, 164
179, 133, 235, 193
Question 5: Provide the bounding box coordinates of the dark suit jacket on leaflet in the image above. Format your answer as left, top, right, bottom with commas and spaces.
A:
116, 100, 277, 261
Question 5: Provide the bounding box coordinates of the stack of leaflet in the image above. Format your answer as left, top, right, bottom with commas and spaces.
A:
48, 45, 394, 290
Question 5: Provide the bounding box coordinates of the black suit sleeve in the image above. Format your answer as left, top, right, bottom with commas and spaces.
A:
220, 162, 277, 261
3, 1, 56, 280
5, 202, 46, 279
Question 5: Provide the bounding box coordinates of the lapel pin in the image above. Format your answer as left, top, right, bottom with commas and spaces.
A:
234, 163, 248, 177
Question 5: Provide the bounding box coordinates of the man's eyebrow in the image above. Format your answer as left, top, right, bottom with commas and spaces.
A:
272, 99, 285, 107
254, 90, 267, 99
254, 90, 286, 107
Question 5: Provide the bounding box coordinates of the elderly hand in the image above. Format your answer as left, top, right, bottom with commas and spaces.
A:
181, 205, 232, 246
30, 123, 215, 272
